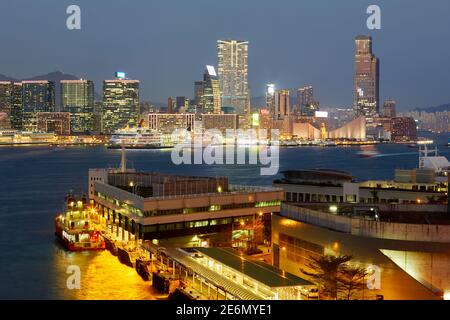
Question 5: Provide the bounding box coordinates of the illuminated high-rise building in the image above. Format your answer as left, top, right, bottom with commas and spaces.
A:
11, 82, 23, 130
383, 99, 396, 118
167, 97, 175, 114
102, 74, 139, 133
176, 96, 187, 112
297, 86, 319, 116
353, 35, 379, 117
217, 39, 249, 115
194, 81, 204, 109
266, 83, 275, 117
0, 81, 13, 128
274, 89, 290, 120
61, 79, 94, 133
22, 80, 55, 132
198, 65, 221, 114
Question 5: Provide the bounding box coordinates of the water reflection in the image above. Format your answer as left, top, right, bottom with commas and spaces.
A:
53, 246, 156, 300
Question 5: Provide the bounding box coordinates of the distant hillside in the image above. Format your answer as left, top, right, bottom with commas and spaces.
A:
414, 103, 450, 113
0, 74, 18, 82
0, 71, 102, 109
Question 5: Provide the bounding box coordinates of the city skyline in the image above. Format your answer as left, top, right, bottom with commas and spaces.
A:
0, 1, 449, 111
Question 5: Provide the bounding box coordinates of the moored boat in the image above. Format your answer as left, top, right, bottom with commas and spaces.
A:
54, 194, 105, 251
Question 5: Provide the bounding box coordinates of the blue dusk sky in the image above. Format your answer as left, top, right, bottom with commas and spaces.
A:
0, 0, 449, 110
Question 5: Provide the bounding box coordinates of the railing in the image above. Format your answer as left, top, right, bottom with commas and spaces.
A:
280, 203, 450, 243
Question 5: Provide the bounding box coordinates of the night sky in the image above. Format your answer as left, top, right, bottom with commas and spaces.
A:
0, 0, 449, 110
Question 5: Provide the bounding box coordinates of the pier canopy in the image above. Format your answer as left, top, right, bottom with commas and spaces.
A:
189, 247, 313, 299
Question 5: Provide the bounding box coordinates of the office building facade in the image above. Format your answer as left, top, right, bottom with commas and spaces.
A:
195, 66, 222, 114
217, 40, 250, 115
353, 35, 379, 117
266, 83, 275, 118
102, 78, 140, 133
0, 81, 13, 129
148, 113, 195, 134
383, 99, 397, 118
274, 89, 290, 120
36, 112, 71, 135
297, 86, 319, 116
22, 80, 55, 132
61, 80, 95, 133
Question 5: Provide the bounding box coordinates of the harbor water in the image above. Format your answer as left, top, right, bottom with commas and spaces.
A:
0, 132, 448, 299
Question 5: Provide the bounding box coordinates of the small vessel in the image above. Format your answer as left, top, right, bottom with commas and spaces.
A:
107, 127, 171, 149
54, 194, 105, 251
357, 145, 380, 158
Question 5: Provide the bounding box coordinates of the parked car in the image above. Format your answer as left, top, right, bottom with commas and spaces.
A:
301, 287, 319, 299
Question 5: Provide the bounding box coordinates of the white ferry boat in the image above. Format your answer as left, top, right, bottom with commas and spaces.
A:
107, 128, 172, 149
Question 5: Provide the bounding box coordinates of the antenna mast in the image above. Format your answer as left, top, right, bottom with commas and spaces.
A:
120, 145, 127, 173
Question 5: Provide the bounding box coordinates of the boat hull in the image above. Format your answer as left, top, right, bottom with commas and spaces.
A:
55, 228, 105, 252
106, 144, 173, 150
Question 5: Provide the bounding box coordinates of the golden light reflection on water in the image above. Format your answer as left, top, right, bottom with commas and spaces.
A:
53, 246, 157, 300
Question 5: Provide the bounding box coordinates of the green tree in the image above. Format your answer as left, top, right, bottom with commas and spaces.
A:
338, 265, 368, 300
300, 255, 352, 300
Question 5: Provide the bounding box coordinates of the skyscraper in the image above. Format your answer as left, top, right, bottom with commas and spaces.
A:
22, 80, 55, 132
274, 89, 290, 120
297, 86, 319, 116
383, 99, 396, 118
353, 35, 379, 117
11, 82, 23, 130
266, 83, 275, 117
61, 79, 94, 133
0, 81, 13, 129
196, 65, 221, 114
167, 97, 175, 114
217, 39, 249, 115
102, 75, 139, 133
194, 81, 204, 109
176, 96, 187, 113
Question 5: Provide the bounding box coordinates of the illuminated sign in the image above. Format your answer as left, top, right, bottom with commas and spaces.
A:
315, 111, 329, 118
267, 83, 275, 95
206, 65, 217, 77
115, 72, 126, 79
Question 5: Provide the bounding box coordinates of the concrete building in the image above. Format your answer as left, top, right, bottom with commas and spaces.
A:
292, 122, 321, 140
148, 113, 195, 134
297, 86, 319, 116
327, 116, 366, 140
201, 114, 239, 133
383, 99, 396, 118
365, 117, 392, 140
274, 169, 446, 205
274, 90, 290, 120
293, 116, 366, 141
88, 169, 283, 246
391, 117, 417, 142
272, 202, 450, 299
